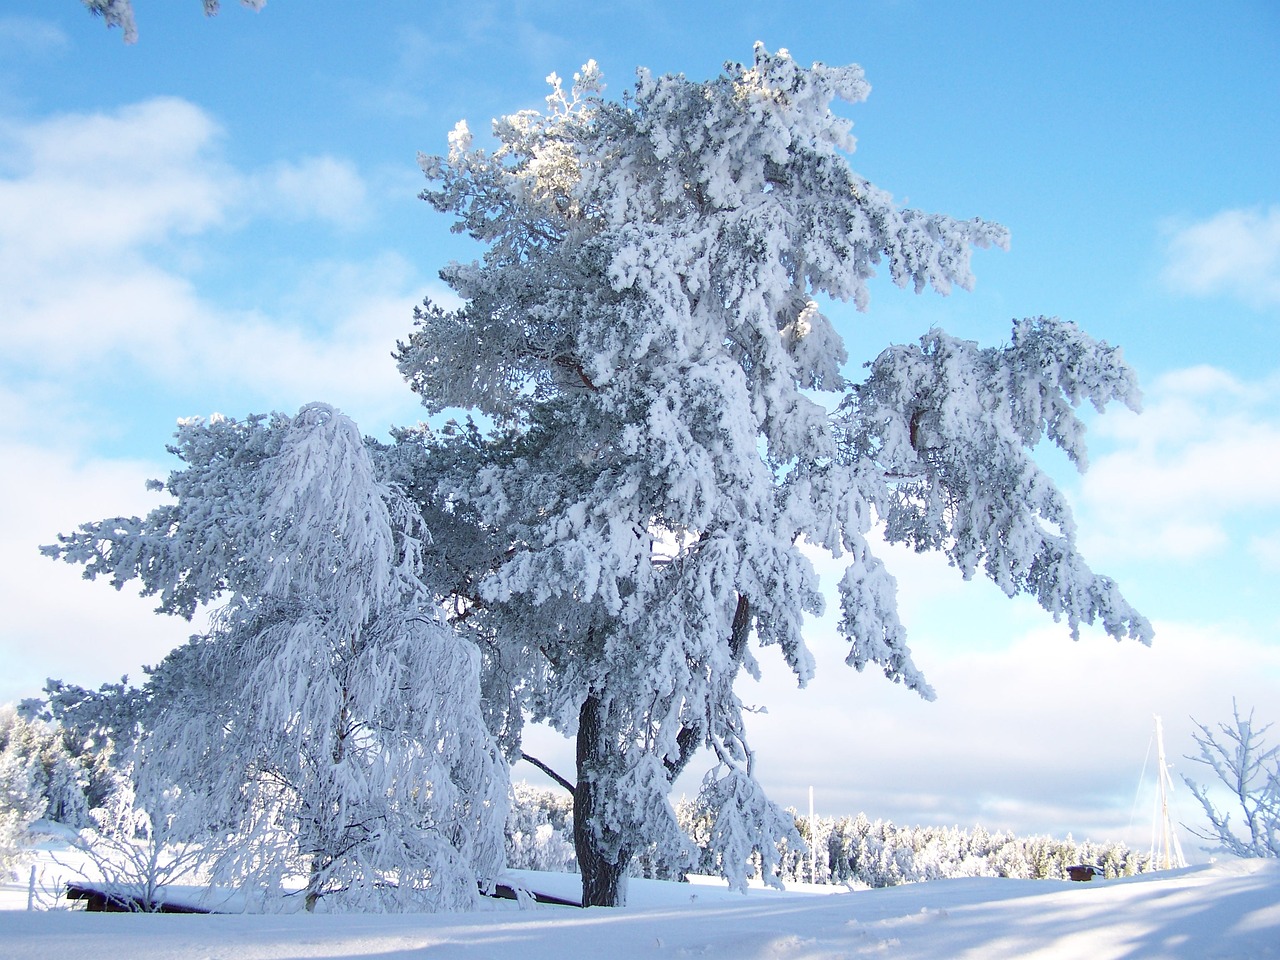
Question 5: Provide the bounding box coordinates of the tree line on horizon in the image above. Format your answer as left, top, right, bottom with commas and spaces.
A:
505, 780, 1156, 887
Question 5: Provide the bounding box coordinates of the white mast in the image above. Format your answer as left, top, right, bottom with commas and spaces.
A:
1152, 715, 1188, 869
808, 785, 817, 883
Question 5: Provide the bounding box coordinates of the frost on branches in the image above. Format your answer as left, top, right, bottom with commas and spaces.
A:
1183, 702, 1280, 858
397, 46, 1151, 906
44, 404, 508, 912
80, 0, 265, 44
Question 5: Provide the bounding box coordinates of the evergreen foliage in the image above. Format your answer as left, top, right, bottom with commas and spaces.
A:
0, 707, 99, 829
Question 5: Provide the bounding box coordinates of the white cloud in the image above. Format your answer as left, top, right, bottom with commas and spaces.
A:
0, 98, 229, 261
1162, 206, 1280, 309
0, 97, 439, 436
0, 96, 379, 261
733, 614, 1280, 850
0, 440, 206, 705
195, 254, 450, 428
1247, 531, 1280, 570
1077, 367, 1280, 561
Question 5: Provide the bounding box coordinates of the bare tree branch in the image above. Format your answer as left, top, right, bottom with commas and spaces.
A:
520, 752, 575, 794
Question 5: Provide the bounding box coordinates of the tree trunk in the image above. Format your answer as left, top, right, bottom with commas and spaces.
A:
573, 693, 631, 907
304, 857, 322, 912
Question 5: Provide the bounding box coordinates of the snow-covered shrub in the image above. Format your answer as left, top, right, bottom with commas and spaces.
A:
63, 771, 210, 911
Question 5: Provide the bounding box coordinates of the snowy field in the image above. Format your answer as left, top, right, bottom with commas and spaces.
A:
1, 856, 1277, 959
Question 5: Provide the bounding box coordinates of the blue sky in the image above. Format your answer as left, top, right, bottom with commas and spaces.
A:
2, 1, 1278, 854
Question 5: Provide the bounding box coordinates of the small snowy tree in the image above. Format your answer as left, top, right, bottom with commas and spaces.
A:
396, 46, 1150, 906
24, 678, 143, 813
45, 404, 509, 911
505, 782, 577, 873
1184, 702, 1280, 858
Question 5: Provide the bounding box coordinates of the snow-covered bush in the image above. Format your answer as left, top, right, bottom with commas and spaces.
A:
63, 771, 210, 911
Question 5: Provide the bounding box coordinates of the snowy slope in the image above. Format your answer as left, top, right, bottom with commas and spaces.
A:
1, 859, 1276, 959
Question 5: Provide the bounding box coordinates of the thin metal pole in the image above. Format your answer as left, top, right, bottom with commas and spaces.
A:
808, 785, 816, 883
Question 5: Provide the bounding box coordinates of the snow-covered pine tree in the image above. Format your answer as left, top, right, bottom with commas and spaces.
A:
396, 46, 1151, 906
44, 404, 508, 911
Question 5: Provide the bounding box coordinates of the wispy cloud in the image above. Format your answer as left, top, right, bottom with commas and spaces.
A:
1247, 531, 1280, 570
0, 16, 70, 58
1162, 206, 1280, 309
0, 98, 230, 258
249, 155, 371, 229
0, 97, 375, 261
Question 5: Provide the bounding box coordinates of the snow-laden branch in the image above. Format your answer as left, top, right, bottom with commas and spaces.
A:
839, 317, 1151, 645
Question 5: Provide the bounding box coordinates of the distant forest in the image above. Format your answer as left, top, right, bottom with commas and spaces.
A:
507, 782, 1154, 888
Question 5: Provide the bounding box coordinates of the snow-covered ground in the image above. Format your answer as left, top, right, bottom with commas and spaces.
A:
2, 850, 1277, 960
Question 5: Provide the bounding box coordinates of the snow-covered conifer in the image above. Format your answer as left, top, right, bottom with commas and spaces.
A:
396, 46, 1149, 905
0, 707, 93, 831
